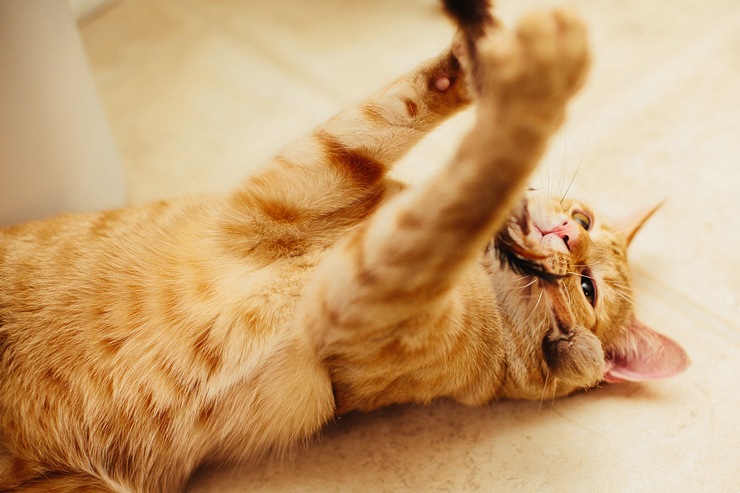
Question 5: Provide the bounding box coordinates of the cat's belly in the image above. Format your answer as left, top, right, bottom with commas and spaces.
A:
209, 334, 335, 461
0, 223, 337, 482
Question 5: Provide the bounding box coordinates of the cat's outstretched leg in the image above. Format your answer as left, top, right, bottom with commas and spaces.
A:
223, 47, 472, 239
299, 9, 591, 411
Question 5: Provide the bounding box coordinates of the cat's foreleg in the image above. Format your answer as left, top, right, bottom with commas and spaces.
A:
301, 10, 590, 350
296, 47, 472, 170
230, 47, 472, 219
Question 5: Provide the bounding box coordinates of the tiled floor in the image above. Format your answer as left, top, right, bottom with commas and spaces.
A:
78, 0, 740, 491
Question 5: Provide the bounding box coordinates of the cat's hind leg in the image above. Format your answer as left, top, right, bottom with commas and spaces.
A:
2, 474, 123, 493
0, 448, 46, 492
1, 446, 124, 493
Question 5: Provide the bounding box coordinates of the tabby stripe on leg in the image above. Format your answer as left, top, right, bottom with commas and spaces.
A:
314, 130, 385, 188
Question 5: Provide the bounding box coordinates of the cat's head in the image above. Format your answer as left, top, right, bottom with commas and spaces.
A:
486, 192, 689, 399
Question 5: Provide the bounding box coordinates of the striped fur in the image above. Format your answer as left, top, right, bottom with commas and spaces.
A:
0, 4, 687, 492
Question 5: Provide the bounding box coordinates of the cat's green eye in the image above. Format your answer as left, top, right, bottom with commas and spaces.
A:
581, 275, 596, 306
572, 211, 592, 231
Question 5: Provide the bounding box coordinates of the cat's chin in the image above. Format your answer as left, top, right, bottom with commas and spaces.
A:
541, 327, 605, 389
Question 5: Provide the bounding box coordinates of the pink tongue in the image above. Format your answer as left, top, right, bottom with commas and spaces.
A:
541, 220, 581, 251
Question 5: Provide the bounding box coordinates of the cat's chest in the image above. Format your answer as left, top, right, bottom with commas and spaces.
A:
218, 245, 333, 331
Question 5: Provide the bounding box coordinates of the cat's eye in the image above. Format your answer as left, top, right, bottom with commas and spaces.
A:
581, 274, 596, 306
572, 211, 592, 231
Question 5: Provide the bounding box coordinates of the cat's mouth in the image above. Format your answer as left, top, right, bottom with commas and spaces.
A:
493, 200, 568, 283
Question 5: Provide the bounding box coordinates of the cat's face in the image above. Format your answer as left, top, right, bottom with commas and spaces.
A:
487, 192, 689, 400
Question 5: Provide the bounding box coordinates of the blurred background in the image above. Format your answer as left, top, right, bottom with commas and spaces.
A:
3, 0, 740, 490
0, 0, 126, 226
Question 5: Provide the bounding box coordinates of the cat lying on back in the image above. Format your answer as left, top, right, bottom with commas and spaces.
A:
0, 1, 688, 491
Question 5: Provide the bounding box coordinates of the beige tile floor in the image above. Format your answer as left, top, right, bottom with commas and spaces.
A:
78, 0, 740, 491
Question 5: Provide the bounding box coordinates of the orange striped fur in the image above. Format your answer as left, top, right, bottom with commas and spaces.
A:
0, 5, 687, 492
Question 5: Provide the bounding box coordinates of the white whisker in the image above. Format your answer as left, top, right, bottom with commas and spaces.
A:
557, 128, 568, 199
533, 290, 544, 311
613, 289, 636, 305
571, 190, 598, 207
523, 277, 538, 289
608, 285, 637, 306
569, 136, 603, 204
561, 124, 594, 204
538, 369, 550, 416
512, 290, 545, 352
567, 271, 592, 280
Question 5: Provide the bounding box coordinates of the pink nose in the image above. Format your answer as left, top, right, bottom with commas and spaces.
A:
544, 219, 582, 251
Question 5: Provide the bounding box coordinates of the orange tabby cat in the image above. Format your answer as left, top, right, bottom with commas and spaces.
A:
0, 1, 688, 492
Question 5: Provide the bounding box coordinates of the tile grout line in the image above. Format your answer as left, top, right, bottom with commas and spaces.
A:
633, 266, 740, 346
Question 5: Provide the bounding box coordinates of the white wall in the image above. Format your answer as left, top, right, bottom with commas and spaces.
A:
0, 0, 126, 227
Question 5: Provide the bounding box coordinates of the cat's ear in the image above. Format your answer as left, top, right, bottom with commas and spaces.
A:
617, 201, 664, 247
603, 316, 690, 383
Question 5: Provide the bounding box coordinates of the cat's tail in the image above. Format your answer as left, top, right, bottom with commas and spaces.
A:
441, 0, 494, 39
440, 0, 496, 94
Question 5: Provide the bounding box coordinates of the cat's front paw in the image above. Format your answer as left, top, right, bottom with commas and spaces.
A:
474, 9, 591, 133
